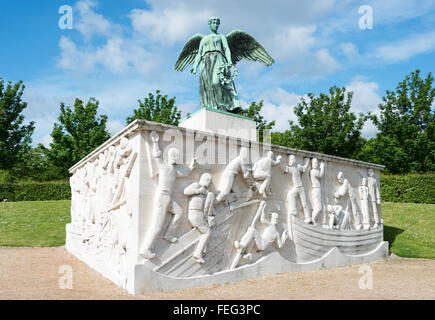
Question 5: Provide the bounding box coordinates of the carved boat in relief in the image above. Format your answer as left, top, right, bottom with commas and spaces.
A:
291, 216, 384, 262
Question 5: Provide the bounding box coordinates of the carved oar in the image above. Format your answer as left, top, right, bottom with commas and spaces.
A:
155, 199, 261, 273
229, 201, 266, 270
109, 152, 137, 211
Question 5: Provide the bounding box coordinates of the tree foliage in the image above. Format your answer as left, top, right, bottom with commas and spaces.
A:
359, 70, 435, 173
126, 90, 182, 126
43, 97, 110, 177
240, 100, 275, 142
0, 78, 35, 171
272, 86, 367, 159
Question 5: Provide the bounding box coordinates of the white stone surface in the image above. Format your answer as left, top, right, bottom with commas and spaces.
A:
66, 119, 388, 295
178, 107, 257, 141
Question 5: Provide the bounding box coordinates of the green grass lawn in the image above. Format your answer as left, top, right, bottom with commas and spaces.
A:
0, 200, 433, 259
382, 202, 434, 259
0, 200, 70, 247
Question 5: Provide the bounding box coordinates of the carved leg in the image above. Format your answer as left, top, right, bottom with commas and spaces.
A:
164, 200, 183, 243
350, 198, 362, 230
193, 224, 211, 264
141, 193, 170, 258
362, 201, 370, 230
253, 171, 271, 195
286, 188, 298, 239
328, 214, 335, 229
372, 201, 380, 227
311, 187, 322, 223
204, 192, 215, 217
216, 173, 236, 203
340, 209, 350, 230
298, 187, 312, 224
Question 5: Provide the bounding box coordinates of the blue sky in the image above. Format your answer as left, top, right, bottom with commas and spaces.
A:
1, 0, 434, 146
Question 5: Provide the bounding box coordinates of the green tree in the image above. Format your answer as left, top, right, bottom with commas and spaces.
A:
360, 70, 435, 173
0, 78, 35, 171
126, 90, 182, 126
272, 86, 367, 159
240, 100, 275, 142
44, 97, 110, 177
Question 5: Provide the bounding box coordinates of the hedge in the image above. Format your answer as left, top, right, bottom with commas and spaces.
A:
0, 182, 70, 202
381, 173, 435, 204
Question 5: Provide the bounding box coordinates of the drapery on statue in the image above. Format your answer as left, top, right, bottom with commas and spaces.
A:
174, 17, 275, 114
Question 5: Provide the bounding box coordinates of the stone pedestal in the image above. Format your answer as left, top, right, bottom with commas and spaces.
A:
179, 107, 257, 141
66, 119, 388, 295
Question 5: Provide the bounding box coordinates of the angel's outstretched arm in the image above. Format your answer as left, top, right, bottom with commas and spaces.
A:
191, 39, 204, 74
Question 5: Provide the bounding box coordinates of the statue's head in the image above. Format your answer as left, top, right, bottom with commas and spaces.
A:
199, 172, 212, 188
362, 177, 367, 186
368, 168, 374, 177
239, 147, 249, 162
271, 212, 279, 225
208, 17, 220, 32
266, 151, 273, 159
312, 158, 318, 169
120, 137, 129, 150
337, 171, 344, 184
288, 155, 296, 166
167, 147, 179, 165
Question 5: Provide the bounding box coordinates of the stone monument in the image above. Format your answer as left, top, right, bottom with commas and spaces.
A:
65, 17, 388, 295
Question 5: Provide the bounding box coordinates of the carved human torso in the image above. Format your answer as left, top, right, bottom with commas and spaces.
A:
156, 163, 178, 194
224, 156, 243, 175
367, 177, 379, 200
185, 182, 208, 211
337, 179, 355, 200
286, 165, 304, 188
261, 224, 279, 245
201, 33, 226, 58
254, 157, 272, 174
359, 186, 369, 200
310, 169, 322, 188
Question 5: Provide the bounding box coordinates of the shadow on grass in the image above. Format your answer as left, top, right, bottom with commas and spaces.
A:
383, 225, 404, 251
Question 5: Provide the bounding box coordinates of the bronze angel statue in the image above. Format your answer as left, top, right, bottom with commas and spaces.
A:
175, 17, 275, 113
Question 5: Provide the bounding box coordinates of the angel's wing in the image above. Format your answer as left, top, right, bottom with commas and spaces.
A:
174, 34, 203, 71
226, 30, 274, 66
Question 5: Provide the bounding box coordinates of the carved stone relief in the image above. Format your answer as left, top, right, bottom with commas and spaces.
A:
66, 121, 387, 294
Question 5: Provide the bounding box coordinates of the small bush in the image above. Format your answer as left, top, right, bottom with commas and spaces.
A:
381, 173, 435, 204
0, 181, 70, 202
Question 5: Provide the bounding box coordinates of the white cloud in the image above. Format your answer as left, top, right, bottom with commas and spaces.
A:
57, 1, 158, 76
340, 42, 360, 62
40, 134, 53, 148
57, 36, 95, 71
321, 0, 435, 36
373, 31, 435, 63
267, 25, 340, 78
107, 120, 125, 136
346, 77, 382, 138
57, 32, 159, 75
270, 25, 317, 61
259, 87, 304, 132
130, 6, 212, 44
346, 77, 382, 112
75, 0, 121, 40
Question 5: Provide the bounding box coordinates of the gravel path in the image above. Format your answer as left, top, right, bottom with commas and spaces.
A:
0, 247, 433, 300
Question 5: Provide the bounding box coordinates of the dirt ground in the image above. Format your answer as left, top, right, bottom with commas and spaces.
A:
0, 246, 433, 300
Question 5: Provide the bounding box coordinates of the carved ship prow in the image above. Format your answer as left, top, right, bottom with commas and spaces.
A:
291, 216, 384, 262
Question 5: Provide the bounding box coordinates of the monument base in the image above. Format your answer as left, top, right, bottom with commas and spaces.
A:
179, 107, 257, 141
65, 119, 387, 295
